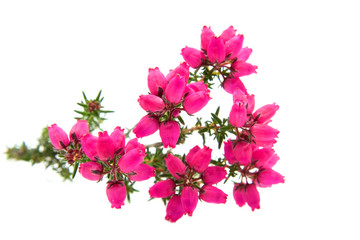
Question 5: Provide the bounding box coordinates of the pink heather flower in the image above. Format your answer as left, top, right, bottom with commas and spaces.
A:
181, 186, 198, 216
207, 37, 226, 63
81, 134, 98, 161
138, 94, 165, 112
147, 67, 167, 96
118, 147, 146, 173
251, 124, 279, 146
201, 26, 215, 51
187, 146, 212, 173
253, 103, 280, 124
159, 121, 180, 148
133, 115, 159, 138
165, 154, 187, 180
48, 124, 70, 150
166, 62, 190, 83
185, 145, 201, 164
181, 46, 205, 68
246, 94, 255, 114
184, 91, 211, 115
238, 47, 252, 61
128, 163, 155, 181
201, 166, 227, 185
184, 81, 209, 95
149, 179, 176, 198
219, 26, 236, 43
224, 139, 237, 164
165, 75, 186, 104
200, 185, 227, 204
223, 76, 248, 95
232, 60, 258, 77
252, 148, 278, 169
229, 103, 247, 127
233, 184, 260, 211
79, 162, 103, 181
225, 34, 244, 60
233, 141, 252, 165
165, 195, 184, 223
97, 131, 115, 161
172, 109, 181, 118
125, 138, 145, 153
110, 126, 125, 154
106, 182, 127, 209
69, 120, 89, 142
256, 169, 285, 188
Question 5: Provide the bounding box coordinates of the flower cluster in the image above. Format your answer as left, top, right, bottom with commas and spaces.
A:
47, 25, 284, 222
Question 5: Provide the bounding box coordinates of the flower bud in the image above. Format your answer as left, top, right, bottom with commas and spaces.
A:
160, 121, 180, 148
252, 148, 276, 168
118, 148, 146, 173
69, 120, 89, 142
238, 47, 252, 61
165, 75, 186, 104
233, 141, 252, 165
165, 195, 184, 223
184, 91, 211, 115
181, 46, 205, 68
138, 94, 165, 112
110, 127, 125, 154
48, 124, 70, 150
219, 26, 236, 43
79, 162, 103, 181
202, 166, 227, 185
251, 124, 279, 145
149, 179, 175, 198
133, 115, 159, 138
201, 26, 215, 51
185, 145, 201, 164
200, 185, 227, 204
232, 60, 258, 77
223, 76, 248, 95
207, 37, 226, 63
106, 182, 126, 209
181, 186, 198, 216
97, 131, 115, 161
166, 62, 190, 83
148, 67, 167, 96
229, 103, 247, 127
257, 169, 285, 188
225, 34, 244, 59
81, 133, 98, 161
187, 146, 212, 173
165, 154, 187, 180
224, 139, 237, 164
253, 103, 280, 124
128, 163, 155, 181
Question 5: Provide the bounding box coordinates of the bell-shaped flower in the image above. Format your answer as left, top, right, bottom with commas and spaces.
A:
181, 186, 198, 216
128, 163, 155, 181
238, 47, 252, 61
229, 103, 247, 127
165, 75, 186, 104
110, 126, 125, 154
219, 26, 236, 43
225, 34, 244, 60
97, 131, 115, 161
232, 60, 258, 77
133, 115, 159, 138
233, 184, 260, 211
184, 91, 211, 115
181, 46, 205, 68
160, 121, 180, 148
184, 81, 209, 95
200, 185, 227, 204
69, 120, 89, 142
106, 182, 127, 209
118, 147, 146, 173
233, 141, 252, 165
149, 179, 176, 198
48, 124, 70, 150
166, 62, 190, 83
125, 138, 145, 153
147, 67, 167, 96
187, 146, 212, 173
138, 94, 165, 112
253, 103, 280, 124
201, 26, 215, 51
246, 94, 255, 114
79, 162, 103, 181
165, 154, 187, 180
223, 76, 248, 95
224, 139, 237, 164
252, 148, 279, 169
165, 195, 184, 223
185, 145, 201, 164
251, 124, 279, 146
201, 166, 227, 185
207, 37, 226, 63
256, 169, 285, 188
81, 134, 98, 161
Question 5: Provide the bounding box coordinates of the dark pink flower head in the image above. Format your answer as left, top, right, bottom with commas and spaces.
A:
148, 67, 167, 96
159, 121, 180, 148
186, 145, 212, 173
81, 133, 98, 161
201, 26, 215, 51
166, 62, 190, 82
232, 60, 258, 77
48, 124, 70, 150
207, 37, 226, 64
110, 126, 125, 154
165, 75, 186, 104
138, 94, 165, 112
181, 46, 205, 69
224, 139, 237, 164
181, 186, 198, 216
79, 162, 103, 181
128, 163, 155, 181
219, 26, 237, 43
256, 169, 285, 188
165, 195, 184, 223
106, 182, 127, 209
69, 120, 89, 142
200, 185, 227, 204
253, 103, 280, 124
149, 179, 176, 198
233, 141, 252, 165
165, 154, 187, 180
118, 147, 146, 173
229, 89, 248, 127
202, 166, 227, 185
233, 183, 260, 211
223, 76, 247, 95
253, 148, 279, 169
97, 131, 115, 161
184, 91, 211, 115
251, 124, 279, 147
133, 115, 159, 138
225, 34, 244, 60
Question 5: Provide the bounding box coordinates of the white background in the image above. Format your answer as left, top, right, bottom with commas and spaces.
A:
1, 0, 359, 239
